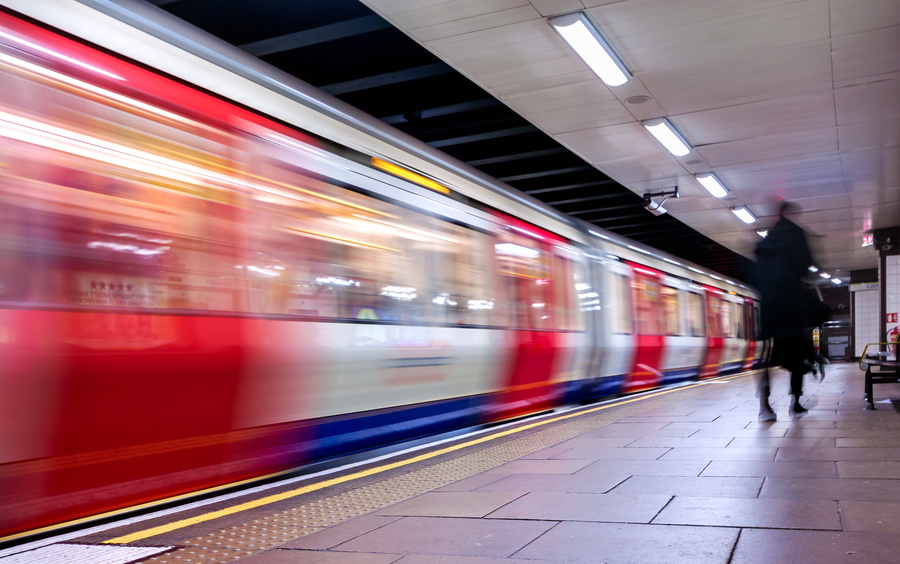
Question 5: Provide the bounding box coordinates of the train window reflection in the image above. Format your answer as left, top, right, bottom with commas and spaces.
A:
609, 273, 631, 334
686, 292, 704, 337
632, 272, 661, 336
661, 285, 681, 336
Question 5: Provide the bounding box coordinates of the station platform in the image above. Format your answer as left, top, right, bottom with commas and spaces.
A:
4, 361, 900, 564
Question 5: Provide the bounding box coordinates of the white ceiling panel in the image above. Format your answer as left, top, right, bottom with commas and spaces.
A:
697, 128, 838, 169
363, 0, 900, 277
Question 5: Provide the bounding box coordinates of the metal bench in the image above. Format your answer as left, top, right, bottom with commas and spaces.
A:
859, 343, 900, 410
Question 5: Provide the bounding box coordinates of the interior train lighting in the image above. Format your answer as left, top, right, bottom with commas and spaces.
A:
642, 118, 692, 156
820, 272, 831, 279
495, 242, 540, 259
549, 12, 631, 87
0, 51, 190, 125
371, 157, 450, 195
809, 265, 819, 272
731, 206, 757, 224
695, 173, 728, 198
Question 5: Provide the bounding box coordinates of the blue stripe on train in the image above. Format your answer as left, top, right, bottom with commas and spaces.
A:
662, 367, 701, 385
308, 397, 486, 460
720, 361, 744, 375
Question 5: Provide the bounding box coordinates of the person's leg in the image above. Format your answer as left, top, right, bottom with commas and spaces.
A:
788, 338, 807, 413
758, 339, 776, 421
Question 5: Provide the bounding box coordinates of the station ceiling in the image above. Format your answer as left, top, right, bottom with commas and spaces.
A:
149, 0, 900, 285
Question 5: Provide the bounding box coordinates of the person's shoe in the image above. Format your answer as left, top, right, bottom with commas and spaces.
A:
790, 397, 808, 414
759, 407, 777, 421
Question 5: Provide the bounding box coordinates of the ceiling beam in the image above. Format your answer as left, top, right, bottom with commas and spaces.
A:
428, 125, 537, 148
499, 166, 594, 182
321, 63, 452, 95
380, 98, 502, 125
466, 147, 567, 166
241, 15, 392, 56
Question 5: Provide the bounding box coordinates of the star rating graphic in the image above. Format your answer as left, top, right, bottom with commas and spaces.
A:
89, 280, 134, 292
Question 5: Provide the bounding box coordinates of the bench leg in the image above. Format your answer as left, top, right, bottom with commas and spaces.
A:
865, 368, 876, 410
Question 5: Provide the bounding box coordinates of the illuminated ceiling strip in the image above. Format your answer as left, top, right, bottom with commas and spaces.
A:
371, 157, 450, 195
549, 12, 631, 87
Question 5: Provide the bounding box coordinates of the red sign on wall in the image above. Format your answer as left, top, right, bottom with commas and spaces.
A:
888, 313, 899, 323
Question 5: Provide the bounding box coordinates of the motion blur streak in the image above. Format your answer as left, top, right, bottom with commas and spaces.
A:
0, 5, 761, 542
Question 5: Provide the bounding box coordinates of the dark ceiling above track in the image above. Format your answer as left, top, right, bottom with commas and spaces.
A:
149, 0, 754, 282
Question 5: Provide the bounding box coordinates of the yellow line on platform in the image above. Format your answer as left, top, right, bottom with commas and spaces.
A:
104, 373, 750, 544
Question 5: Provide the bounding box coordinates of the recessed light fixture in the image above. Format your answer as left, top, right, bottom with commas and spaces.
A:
642, 118, 692, 156
756, 229, 768, 238
809, 266, 819, 273
549, 13, 631, 87
731, 206, 757, 224
820, 272, 831, 279
695, 173, 729, 198
626, 95, 650, 104
832, 278, 842, 284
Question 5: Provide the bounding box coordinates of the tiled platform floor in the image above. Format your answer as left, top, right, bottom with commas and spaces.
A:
238, 363, 900, 563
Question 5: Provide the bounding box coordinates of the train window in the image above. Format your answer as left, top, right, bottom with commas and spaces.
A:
245, 148, 497, 326
429, 219, 493, 327
495, 230, 551, 330
0, 60, 246, 313
685, 291, 704, 337
661, 285, 681, 336
632, 271, 661, 335
734, 302, 746, 339
570, 260, 588, 331
552, 253, 581, 331
720, 299, 733, 338
706, 294, 723, 338
608, 272, 632, 334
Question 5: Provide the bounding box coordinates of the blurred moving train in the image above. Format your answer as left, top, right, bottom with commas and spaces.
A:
0, 0, 762, 541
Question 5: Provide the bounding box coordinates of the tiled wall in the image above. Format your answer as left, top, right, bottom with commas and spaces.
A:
887, 255, 899, 348
855, 289, 881, 357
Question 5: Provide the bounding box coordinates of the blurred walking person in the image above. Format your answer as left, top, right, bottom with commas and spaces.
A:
754, 201, 815, 420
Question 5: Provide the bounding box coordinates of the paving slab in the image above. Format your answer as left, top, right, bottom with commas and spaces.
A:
332, 517, 556, 558
374, 491, 525, 518
731, 529, 900, 564
608, 475, 763, 498
654, 496, 841, 530
485, 491, 670, 523
512, 521, 739, 564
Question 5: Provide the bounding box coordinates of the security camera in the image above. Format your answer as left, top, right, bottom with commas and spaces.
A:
644, 200, 667, 216
642, 187, 677, 216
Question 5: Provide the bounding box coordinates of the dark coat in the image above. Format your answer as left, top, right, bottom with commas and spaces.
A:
753, 216, 813, 339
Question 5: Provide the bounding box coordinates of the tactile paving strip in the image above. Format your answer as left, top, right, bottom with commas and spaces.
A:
135, 381, 732, 562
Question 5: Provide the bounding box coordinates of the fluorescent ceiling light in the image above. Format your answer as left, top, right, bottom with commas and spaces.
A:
550, 13, 631, 87
808, 266, 819, 273
756, 229, 768, 238
731, 206, 757, 224
832, 278, 842, 284
695, 173, 728, 198
820, 272, 831, 279
642, 118, 691, 156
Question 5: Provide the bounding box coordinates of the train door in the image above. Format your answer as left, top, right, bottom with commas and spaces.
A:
720, 294, 748, 374
624, 262, 665, 392
699, 286, 725, 378
592, 258, 634, 397
490, 213, 568, 420
658, 277, 705, 384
